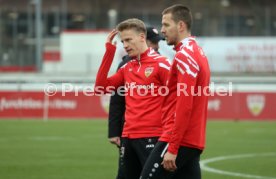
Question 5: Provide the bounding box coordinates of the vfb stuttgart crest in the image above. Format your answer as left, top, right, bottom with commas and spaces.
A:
145, 67, 154, 77
246, 94, 265, 116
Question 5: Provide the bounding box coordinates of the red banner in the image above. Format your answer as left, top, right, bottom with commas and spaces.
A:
208, 92, 275, 120
0, 92, 108, 119
43, 51, 61, 62
0, 91, 275, 120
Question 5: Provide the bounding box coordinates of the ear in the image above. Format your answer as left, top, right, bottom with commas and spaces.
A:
140, 32, 146, 42
178, 21, 187, 33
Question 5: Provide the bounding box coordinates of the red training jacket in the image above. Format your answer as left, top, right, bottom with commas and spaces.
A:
95, 43, 171, 139
159, 37, 210, 154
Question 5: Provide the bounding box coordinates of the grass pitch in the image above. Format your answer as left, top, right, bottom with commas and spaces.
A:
0, 119, 275, 179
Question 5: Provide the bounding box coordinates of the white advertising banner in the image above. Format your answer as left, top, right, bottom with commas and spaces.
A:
57, 31, 276, 74
199, 37, 276, 73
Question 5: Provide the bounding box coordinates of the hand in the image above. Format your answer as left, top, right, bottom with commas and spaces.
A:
108, 137, 121, 147
107, 29, 118, 45
161, 152, 177, 172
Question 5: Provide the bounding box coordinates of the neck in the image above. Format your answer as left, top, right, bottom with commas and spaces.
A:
139, 43, 148, 54
176, 31, 191, 45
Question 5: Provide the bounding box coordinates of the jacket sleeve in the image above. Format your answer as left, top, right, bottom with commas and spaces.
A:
108, 57, 131, 138
161, 61, 177, 134
167, 52, 199, 155
94, 43, 124, 94
158, 58, 171, 86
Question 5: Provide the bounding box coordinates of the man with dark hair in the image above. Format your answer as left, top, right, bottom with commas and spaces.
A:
108, 26, 165, 179
140, 4, 210, 179
146, 27, 164, 52
95, 18, 170, 179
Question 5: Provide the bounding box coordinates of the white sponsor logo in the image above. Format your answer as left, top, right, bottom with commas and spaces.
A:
208, 99, 221, 111
125, 82, 155, 90
0, 98, 77, 111
146, 144, 155, 148
246, 94, 265, 116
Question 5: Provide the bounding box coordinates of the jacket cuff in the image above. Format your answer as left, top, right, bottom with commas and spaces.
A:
168, 143, 179, 155
106, 42, 116, 51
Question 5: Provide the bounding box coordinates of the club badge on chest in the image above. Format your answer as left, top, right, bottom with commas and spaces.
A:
145, 67, 154, 78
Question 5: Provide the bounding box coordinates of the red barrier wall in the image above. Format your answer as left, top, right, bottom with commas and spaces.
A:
208, 92, 275, 120
0, 92, 108, 119
0, 91, 275, 120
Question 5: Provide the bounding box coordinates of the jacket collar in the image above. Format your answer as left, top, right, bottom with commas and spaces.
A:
132, 48, 151, 61
174, 36, 196, 52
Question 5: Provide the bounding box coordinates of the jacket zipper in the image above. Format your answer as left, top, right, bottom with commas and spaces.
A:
137, 54, 141, 72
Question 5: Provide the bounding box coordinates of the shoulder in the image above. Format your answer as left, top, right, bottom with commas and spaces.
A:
147, 49, 170, 62
175, 41, 197, 62
154, 55, 171, 71
174, 46, 200, 73
147, 50, 171, 71
175, 50, 186, 60
156, 55, 171, 65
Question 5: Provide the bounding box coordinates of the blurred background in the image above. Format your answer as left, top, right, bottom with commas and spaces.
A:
0, 0, 275, 121
0, 0, 275, 74
0, 1, 276, 179
0, 0, 275, 120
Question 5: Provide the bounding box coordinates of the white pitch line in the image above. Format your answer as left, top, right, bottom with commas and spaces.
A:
200, 153, 276, 179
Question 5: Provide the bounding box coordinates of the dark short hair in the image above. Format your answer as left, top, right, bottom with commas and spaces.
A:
162, 4, 192, 31
116, 18, 146, 35
146, 27, 164, 44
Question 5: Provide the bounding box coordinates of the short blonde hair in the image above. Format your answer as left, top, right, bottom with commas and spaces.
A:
116, 18, 146, 35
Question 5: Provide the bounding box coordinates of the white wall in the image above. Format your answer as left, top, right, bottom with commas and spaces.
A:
44, 32, 276, 74
44, 31, 123, 76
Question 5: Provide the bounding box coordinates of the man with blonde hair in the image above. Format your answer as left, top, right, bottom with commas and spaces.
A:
95, 18, 171, 178
108, 25, 166, 179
